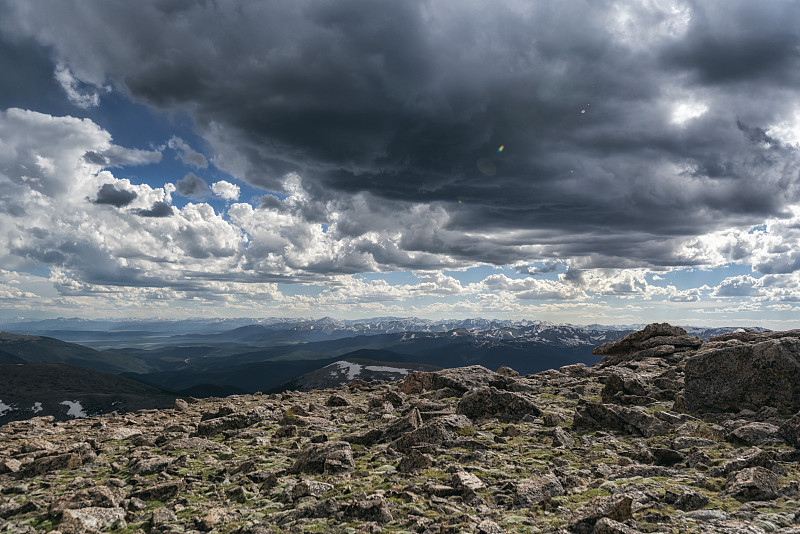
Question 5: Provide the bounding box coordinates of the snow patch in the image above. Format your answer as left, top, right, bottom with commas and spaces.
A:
60, 400, 87, 418
363, 365, 410, 376
333, 361, 363, 380
31, 402, 43, 413
326, 360, 411, 380
0, 400, 15, 416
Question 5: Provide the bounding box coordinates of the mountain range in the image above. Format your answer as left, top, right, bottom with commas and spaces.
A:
0, 317, 767, 424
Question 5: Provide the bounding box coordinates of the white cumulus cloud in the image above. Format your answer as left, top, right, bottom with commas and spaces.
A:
211, 180, 240, 201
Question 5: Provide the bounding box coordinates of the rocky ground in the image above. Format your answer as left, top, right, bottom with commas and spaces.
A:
1, 323, 800, 533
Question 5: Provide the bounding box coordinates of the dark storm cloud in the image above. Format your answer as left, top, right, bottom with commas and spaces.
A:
176, 172, 208, 198
6, 1, 800, 269
93, 183, 137, 207
134, 201, 173, 218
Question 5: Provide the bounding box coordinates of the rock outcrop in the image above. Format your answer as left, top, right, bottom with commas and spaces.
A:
684, 332, 800, 414
1, 322, 799, 533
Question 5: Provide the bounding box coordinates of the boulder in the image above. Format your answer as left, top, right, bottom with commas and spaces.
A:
49, 486, 121, 516
685, 337, 800, 415
397, 449, 433, 472
778, 411, 800, 447
195, 412, 255, 437
392, 414, 473, 451
456, 387, 542, 421
593, 323, 690, 356
730, 422, 783, 446
344, 495, 393, 524
568, 495, 633, 534
290, 441, 354, 474
198, 507, 242, 532
399, 365, 498, 395
129, 455, 174, 475
60, 507, 126, 533
130, 479, 184, 502
723, 467, 781, 501
21, 452, 81, 478
514, 474, 565, 506
573, 401, 669, 437
592, 517, 644, 534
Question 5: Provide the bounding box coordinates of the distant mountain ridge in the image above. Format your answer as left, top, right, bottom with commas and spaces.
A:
0, 320, 773, 425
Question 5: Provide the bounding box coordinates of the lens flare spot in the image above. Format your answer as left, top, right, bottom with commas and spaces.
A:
477, 158, 496, 176
497, 145, 504, 153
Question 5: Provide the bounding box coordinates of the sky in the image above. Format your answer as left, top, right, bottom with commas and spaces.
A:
1, 1, 800, 328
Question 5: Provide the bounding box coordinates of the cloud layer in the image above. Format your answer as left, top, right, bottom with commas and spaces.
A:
2, 1, 800, 324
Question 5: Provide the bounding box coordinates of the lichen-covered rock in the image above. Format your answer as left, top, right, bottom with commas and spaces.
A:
21, 452, 81, 478
568, 494, 633, 534
573, 401, 669, 437
730, 422, 783, 446
593, 323, 690, 356
130, 479, 184, 502
685, 337, 800, 415
397, 449, 433, 472
392, 414, 473, 450
290, 441, 354, 474
345, 494, 393, 524
198, 507, 242, 531
60, 507, 126, 533
723, 467, 781, 501
778, 411, 800, 447
663, 485, 709, 511
592, 517, 644, 534
456, 387, 542, 421
129, 455, 174, 475
399, 365, 498, 395
514, 473, 564, 505
49, 485, 121, 516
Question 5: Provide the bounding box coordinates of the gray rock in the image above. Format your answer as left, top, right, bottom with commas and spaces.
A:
393, 414, 473, 450
731, 422, 783, 446
21, 452, 81, 478
451, 470, 485, 493
778, 411, 800, 447
49, 485, 121, 516
397, 449, 433, 472
345, 494, 393, 524
291, 479, 334, 500
568, 494, 633, 534
553, 426, 576, 448
325, 394, 351, 407
60, 507, 126, 533
198, 507, 242, 531
130, 479, 184, 502
684, 509, 729, 521
195, 412, 255, 437
400, 365, 499, 395
290, 441, 354, 474
592, 517, 644, 534
593, 323, 689, 356
174, 398, 189, 412
574, 402, 669, 437
151, 506, 178, 526
476, 518, 505, 534
663, 485, 709, 511
514, 474, 565, 506
129, 455, 174, 475
723, 467, 781, 501
685, 337, 800, 415
456, 387, 542, 421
